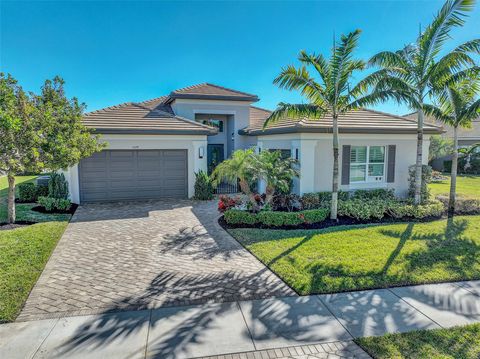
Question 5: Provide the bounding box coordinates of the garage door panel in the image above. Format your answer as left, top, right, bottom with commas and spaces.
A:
79, 149, 187, 202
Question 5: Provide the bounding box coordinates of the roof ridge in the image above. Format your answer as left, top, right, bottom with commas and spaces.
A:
171, 83, 208, 94
203, 83, 258, 98
138, 95, 168, 106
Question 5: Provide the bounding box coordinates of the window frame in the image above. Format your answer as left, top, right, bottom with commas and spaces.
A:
349, 145, 387, 184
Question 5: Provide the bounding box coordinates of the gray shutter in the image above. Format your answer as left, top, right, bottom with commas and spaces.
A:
341, 145, 351, 185
387, 145, 396, 183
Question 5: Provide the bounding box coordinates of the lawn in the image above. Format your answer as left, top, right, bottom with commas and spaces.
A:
430, 175, 480, 199
229, 215, 480, 295
0, 175, 70, 322
356, 323, 480, 359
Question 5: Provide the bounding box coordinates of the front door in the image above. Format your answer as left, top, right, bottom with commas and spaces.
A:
207, 144, 224, 174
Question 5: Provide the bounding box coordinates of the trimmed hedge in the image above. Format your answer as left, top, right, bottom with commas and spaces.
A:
224, 208, 329, 227
301, 189, 395, 210
38, 196, 71, 212
18, 183, 49, 203
387, 200, 444, 219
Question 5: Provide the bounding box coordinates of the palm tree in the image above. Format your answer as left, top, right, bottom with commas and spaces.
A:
424, 77, 480, 216
211, 148, 256, 201
264, 29, 391, 220
361, 0, 478, 204
250, 150, 299, 206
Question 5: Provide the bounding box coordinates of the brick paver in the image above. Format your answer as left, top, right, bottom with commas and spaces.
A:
198, 341, 371, 359
18, 200, 294, 321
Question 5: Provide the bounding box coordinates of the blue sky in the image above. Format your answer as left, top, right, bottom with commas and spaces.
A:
1, 0, 479, 115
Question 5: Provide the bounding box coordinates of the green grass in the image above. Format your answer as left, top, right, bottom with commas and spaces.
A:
0, 221, 69, 322
356, 323, 480, 359
0, 176, 71, 322
430, 175, 480, 199
229, 215, 480, 295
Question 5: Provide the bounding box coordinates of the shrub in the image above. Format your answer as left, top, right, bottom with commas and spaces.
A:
48, 173, 69, 199
18, 183, 37, 202
36, 185, 49, 198
193, 170, 214, 200
224, 209, 257, 225
338, 199, 388, 221
224, 208, 329, 227
408, 165, 432, 203
350, 189, 396, 201
301, 208, 329, 224
38, 196, 71, 212
387, 200, 444, 219
300, 193, 321, 210
218, 195, 242, 213
301, 191, 350, 210
272, 193, 301, 212
436, 195, 480, 215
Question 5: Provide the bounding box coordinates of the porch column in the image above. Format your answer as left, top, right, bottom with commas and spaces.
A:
256, 141, 266, 194
299, 140, 317, 194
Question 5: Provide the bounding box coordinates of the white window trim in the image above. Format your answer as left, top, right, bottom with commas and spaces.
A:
350, 146, 387, 184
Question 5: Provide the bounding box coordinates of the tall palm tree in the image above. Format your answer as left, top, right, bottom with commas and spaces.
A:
425, 76, 480, 216
361, 0, 478, 204
264, 29, 393, 220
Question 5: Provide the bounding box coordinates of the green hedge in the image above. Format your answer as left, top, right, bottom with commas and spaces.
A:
224, 208, 329, 227
337, 198, 444, 221
301, 189, 395, 210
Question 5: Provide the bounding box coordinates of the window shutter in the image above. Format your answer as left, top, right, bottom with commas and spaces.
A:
341, 145, 351, 185
387, 145, 396, 183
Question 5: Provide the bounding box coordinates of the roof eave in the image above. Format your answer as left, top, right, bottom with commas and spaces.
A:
244, 127, 444, 136
88, 128, 216, 136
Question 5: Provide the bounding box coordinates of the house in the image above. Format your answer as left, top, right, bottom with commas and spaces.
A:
405, 112, 480, 170
62, 83, 443, 203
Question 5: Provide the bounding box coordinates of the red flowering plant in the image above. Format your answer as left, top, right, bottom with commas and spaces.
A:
218, 195, 243, 213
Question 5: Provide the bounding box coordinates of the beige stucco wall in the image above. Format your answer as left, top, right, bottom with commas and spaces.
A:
63, 134, 208, 203
258, 133, 431, 198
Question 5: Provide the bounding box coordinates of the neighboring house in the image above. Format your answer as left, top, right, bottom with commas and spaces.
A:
62, 83, 443, 203
405, 112, 480, 170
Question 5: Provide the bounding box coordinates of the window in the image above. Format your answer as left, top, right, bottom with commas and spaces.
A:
201, 119, 223, 132
350, 146, 385, 183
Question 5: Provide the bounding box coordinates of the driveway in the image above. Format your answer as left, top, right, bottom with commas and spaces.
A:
18, 200, 294, 321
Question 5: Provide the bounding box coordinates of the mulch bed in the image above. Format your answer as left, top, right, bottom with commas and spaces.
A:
31, 203, 78, 215
219, 214, 445, 231
0, 221, 37, 231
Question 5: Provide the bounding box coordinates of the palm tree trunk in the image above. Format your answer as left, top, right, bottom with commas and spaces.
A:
448, 126, 459, 217
7, 174, 16, 224
414, 108, 424, 204
331, 114, 339, 220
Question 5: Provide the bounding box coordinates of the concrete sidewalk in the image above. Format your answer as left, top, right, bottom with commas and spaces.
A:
2, 280, 480, 359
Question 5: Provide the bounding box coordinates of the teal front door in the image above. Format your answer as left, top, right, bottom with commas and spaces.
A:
207, 144, 224, 174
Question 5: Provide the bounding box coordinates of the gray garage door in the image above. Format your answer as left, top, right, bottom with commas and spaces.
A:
79, 150, 188, 202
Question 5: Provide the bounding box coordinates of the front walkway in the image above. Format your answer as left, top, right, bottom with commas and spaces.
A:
18, 200, 293, 321
4, 280, 480, 359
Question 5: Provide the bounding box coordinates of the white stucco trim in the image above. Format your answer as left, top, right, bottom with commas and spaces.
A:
64, 134, 208, 203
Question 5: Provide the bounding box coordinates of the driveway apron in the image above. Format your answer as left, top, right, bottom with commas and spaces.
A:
18, 200, 294, 321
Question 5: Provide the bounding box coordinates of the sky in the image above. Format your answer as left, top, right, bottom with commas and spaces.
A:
1, 0, 479, 115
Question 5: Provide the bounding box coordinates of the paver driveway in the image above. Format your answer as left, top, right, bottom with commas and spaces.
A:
18, 200, 294, 321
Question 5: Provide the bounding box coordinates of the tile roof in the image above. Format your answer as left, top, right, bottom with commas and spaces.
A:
241, 108, 444, 135
168, 83, 259, 102
83, 97, 217, 135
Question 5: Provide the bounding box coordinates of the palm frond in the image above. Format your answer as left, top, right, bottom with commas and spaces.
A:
273, 65, 326, 103
263, 102, 327, 128
298, 51, 331, 88
463, 98, 480, 122
419, 0, 474, 72
347, 90, 419, 111
368, 50, 411, 70
423, 103, 453, 124
453, 38, 480, 54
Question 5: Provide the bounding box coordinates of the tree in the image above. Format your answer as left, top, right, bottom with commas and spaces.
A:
425, 77, 480, 216
0, 73, 41, 223
0, 74, 104, 223
263, 30, 389, 220
362, 0, 477, 204
250, 150, 299, 206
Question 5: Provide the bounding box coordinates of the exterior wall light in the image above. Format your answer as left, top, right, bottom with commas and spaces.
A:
199, 147, 204, 159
